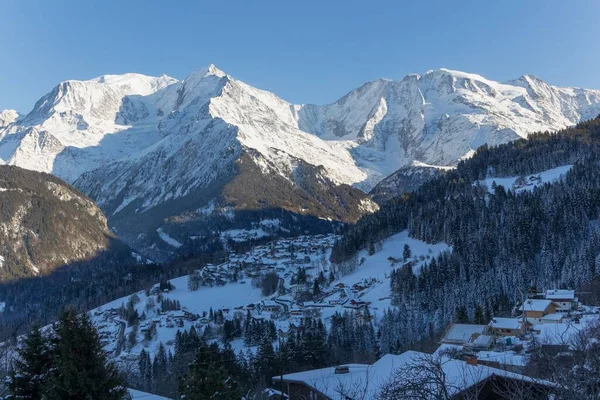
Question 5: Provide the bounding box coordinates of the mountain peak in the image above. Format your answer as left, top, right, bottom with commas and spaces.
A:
423, 68, 491, 83
0, 109, 20, 128
186, 64, 227, 81
517, 74, 547, 86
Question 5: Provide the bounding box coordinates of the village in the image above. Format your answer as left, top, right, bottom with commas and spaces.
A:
91, 231, 443, 359
88, 229, 600, 399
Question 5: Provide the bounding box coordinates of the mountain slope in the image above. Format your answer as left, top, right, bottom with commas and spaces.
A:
2, 66, 600, 257
299, 69, 600, 187
369, 163, 447, 204
0, 166, 134, 280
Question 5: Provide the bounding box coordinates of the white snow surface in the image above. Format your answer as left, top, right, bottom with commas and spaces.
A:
0, 110, 19, 129
274, 350, 544, 399
156, 228, 182, 248
128, 388, 171, 400
479, 165, 572, 193
2, 66, 599, 213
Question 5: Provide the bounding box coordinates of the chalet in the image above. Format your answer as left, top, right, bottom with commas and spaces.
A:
262, 300, 282, 313
272, 352, 555, 400
520, 299, 557, 323
545, 289, 576, 313
489, 317, 527, 337
352, 283, 365, 291
440, 323, 489, 346
348, 299, 369, 308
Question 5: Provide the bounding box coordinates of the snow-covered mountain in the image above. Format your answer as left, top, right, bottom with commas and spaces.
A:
299, 69, 600, 187
0, 110, 19, 129
1, 65, 599, 257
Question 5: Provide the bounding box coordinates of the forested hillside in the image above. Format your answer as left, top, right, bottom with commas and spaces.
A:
0, 166, 128, 280
333, 116, 600, 350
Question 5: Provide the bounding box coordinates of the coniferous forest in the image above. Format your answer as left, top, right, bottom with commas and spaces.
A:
334, 116, 600, 351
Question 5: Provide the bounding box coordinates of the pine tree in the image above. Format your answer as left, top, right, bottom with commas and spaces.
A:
138, 349, 152, 391
44, 309, 126, 400
473, 304, 486, 325
403, 244, 412, 261
8, 326, 53, 400
312, 279, 321, 296
179, 343, 242, 399
152, 342, 169, 393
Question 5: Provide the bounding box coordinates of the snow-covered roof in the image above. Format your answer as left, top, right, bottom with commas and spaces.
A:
262, 300, 280, 307
272, 363, 374, 399
540, 313, 565, 322
128, 388, 172, 400
520, 299, 553, 312
476, 351, 526, 367
490, 317, 522, 330
442, 324, 487, 344
470, 334, 494, 348
545, 289, 575, 301
273, 351, 553, 399
538, 323, 584, 346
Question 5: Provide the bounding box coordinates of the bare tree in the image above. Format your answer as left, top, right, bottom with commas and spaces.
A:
376, 353, 465, 400
375, 352, 548, 400
526, 319, 600, 399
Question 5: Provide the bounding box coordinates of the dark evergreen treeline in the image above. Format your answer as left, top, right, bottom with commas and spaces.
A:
7, 309, 126, 400
333, 116, 600, 352
129, 312, 378, 398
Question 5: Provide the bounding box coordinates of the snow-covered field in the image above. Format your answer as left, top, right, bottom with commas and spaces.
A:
479, 165, 572, 194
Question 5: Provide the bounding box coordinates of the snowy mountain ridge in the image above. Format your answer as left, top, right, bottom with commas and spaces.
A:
1, 65, 599, 257
2, 65, 599, 192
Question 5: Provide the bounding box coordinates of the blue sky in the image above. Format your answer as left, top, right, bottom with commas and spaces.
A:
1, 0, 599, 113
